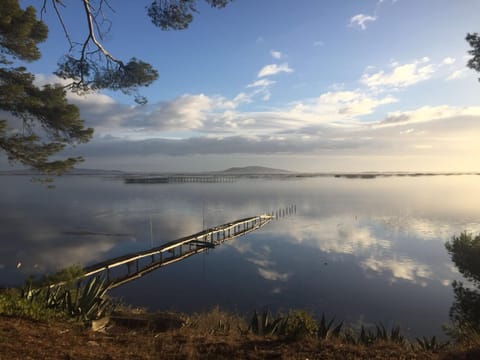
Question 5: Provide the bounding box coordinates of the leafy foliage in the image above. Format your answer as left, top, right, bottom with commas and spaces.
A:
55, 56, 158, 105
147, 0, 232, 30
466, 33, 480, 80
0, 1, 93, 173
445, 232, 480, 339
446, 232, 480, 285
31, 264, 85, 287
283, 309, 318, 339
0, 0, 48, 62
0, 288, 65, 321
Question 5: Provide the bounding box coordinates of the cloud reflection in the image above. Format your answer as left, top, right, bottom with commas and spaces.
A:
267, 213, 456, 286
362, 256, 432, 285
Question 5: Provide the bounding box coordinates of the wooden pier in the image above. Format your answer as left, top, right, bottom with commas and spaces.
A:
80, 214, 274, 290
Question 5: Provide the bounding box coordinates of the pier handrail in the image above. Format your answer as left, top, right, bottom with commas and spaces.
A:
81, 214, 273, 279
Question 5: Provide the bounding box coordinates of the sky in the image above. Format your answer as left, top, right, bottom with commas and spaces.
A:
11, 0, 480, 172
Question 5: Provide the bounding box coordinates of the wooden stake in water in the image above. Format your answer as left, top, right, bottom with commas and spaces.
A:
149, 214, 153, 248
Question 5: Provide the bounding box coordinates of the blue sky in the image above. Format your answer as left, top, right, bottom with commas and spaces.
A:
13, 0, 480, 172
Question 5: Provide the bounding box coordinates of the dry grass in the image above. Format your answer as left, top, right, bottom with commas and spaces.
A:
0, 307, 479, 359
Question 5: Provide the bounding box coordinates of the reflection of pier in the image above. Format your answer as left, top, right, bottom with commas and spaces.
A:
81, 214, 273, 290
124, 176, 235, 184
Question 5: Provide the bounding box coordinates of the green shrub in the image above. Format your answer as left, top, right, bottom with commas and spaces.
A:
0, 289, 65, 321
186, 306, 245, 335
283, 310, 318, 339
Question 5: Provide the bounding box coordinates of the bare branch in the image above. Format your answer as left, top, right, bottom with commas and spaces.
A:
40, 0, 48, 20
82, 0, 123, 66
100, 0, 115, 14
51, 0, 74, 50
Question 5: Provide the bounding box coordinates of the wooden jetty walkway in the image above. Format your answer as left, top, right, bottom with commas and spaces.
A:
81, 213, 275, 290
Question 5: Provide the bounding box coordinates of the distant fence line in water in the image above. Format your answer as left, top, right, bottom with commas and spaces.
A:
124, 176, 236, 184
268, 204, 296, 220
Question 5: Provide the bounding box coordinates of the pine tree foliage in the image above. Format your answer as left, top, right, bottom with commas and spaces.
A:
0, 0, 93, 174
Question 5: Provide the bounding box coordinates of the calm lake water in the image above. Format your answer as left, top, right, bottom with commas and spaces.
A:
1, 174, 479, 338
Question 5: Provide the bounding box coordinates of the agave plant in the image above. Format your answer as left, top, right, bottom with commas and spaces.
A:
20, 273, 113, 323
317, 313, 343, 340
65, 276, 113, 321
343, 325, 377, 346
374, 323, 406, 345
20, 280, 42, 302
249, 309, 289, 336
249, 309, 320, 339
344, 323, 407, 346
358, 325, 377, 346
415, 336, 450, 352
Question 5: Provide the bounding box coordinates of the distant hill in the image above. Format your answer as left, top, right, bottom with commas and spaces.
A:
218, 166, 292, 174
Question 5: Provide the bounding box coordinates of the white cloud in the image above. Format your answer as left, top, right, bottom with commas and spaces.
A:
144, 94, 213, 130
258, 63, 294, 78
379, 105, 480, 126
349, 14, 377, 30
313, 40, 325, 47
246, 79, 275, 88
317, 90, 397, 117
360, 59, 436, 89
270, 50, 282, 59
442, 57, 456, 65
446, 69, 468, 81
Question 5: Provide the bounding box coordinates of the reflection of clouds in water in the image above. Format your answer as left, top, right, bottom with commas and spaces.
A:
269, 215, 456, 286
362, 256, 432, 285
1, 211, 133, 272
230, 239, 290, 288
247, 258, 274, 268
258, 268, 290, 281
275, 217, 390, 255
33, 240, 117, 271
376, 216, 480, 241
229, 240, 252, 254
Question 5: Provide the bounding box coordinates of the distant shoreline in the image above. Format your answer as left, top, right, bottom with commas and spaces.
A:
1, 169, 479, 179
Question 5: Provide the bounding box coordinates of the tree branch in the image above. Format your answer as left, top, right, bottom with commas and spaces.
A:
82, 0, 123, 67
51, 0, 74, 51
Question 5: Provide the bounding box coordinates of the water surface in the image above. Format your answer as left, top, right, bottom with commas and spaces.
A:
1, 174, 479, 338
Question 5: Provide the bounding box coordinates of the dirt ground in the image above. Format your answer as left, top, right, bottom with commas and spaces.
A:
0, 315, 479, 360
